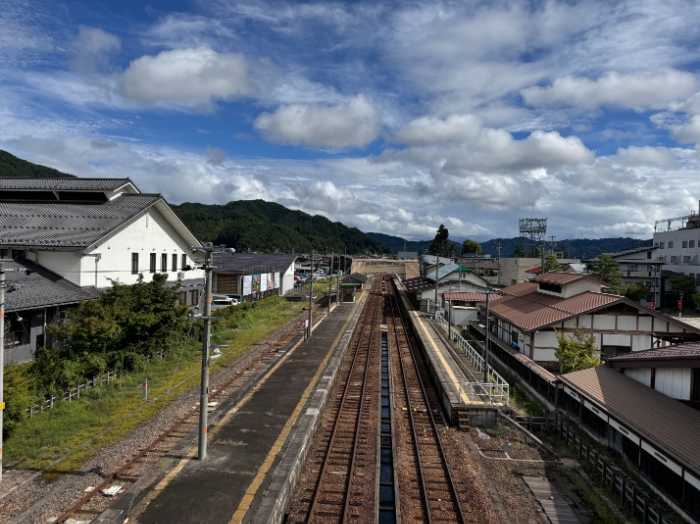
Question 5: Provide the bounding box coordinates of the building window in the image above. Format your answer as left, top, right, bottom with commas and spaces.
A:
671, 256, 679, 264
659, 242, 665, 249
181, 254, 187, 270
668, 241, 674, 248
150, 253, 156, 273
691, 240, 696, 249
131, 253, 139, 274
161, 253, 167, 272
172, 254, 178, 272
683, 240, 688, 249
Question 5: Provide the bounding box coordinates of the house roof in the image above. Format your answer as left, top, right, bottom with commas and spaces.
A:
534, 271, 594, 286
442, 291, 489, 303
489, 283, 622, 332
607, 342, 700, 367
559, 366, 700, 476
403, 276, 433, 292
0, 194, 162, 249
604, 245, 655, 258
342, 273, 367, 285
0, 177, 137, 192
3, 258, 97, 312
212, 252, 295, 274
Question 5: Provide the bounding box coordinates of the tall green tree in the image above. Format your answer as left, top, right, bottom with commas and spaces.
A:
461, 239, 481, 255
542, 254, 561, 273
556, 330, 600, 373
591, 254, 623, 293
428, 224, 452, 257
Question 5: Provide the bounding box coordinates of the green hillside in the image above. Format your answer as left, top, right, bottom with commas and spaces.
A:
173, 200, 387, 254
0, 150, 75, 178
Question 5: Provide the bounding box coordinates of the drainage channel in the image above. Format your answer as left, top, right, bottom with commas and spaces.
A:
379, 330, 397, 523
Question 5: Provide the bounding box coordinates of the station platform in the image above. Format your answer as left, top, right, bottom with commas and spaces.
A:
393, 277, 504, 426
130, 300, 361, 524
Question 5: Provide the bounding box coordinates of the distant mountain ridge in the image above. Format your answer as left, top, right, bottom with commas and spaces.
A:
0, 148, 652, 257
0, 150, 76, 178
368, 231, 652, 259
173, 200, 387, 254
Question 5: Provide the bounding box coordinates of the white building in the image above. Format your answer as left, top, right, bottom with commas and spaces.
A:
0, 177, 204, 361
653, 202, 700, 288
482, 272, 700, 369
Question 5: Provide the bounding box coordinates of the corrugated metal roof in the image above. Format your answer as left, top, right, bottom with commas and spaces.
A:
607, 342, 700, 363
0, 194, 160, 248
212, 252, 295, 274
0, 177, 135, 192
560, 366, 700, 475
489, 284, 621, 332
3, 258, 97, 311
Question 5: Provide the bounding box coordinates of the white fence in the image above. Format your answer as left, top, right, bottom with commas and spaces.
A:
434, 310, 509, 406
26, 370, 119, 418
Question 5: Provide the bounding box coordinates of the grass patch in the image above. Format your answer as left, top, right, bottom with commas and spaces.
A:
509, 384, 545, 417
559, 467, 627, 524
6, 296, 305, 473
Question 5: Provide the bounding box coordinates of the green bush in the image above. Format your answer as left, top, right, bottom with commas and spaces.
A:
33, 274, 192, 394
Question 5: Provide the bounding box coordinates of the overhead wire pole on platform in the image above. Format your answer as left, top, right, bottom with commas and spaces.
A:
193, 243, 219, 461
307, 250, 313, 339
0, 264, 5, 483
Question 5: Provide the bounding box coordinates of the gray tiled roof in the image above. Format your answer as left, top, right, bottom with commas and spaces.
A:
0, 177, 135, 192
3, 259, 97, 312
607, 342, 700, 363
0, 194, 161, 248
213, 252, 295, 274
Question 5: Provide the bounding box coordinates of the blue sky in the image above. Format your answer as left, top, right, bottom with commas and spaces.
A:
3, 0, 700, 240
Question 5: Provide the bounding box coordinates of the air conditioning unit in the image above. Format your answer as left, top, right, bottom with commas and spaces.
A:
177, 271, 185, 281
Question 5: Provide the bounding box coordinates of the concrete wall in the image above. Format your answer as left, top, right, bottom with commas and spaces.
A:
656, 368, 691, 400
85, 207, 204, 288
281, 263, 295, 295
32, 207, 203, 289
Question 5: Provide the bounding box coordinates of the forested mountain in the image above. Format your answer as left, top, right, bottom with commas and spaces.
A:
479, 237, 652, 259
173, 200, 387, 254
0, 149, 652, 257
0, 150, 75, 178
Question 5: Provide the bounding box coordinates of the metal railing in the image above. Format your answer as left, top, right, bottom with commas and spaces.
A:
434, 310, 509, 406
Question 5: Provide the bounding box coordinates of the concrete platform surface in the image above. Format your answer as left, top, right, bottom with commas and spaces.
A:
137, 303, 357, 524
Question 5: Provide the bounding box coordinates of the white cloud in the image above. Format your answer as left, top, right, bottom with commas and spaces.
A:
254, 95, 379, 149
522, 70, 698, 110
120, 47, 249, 108
70, 26, 121, 73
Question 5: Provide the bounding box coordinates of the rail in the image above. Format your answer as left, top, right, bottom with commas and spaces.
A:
434, 310, 510, 406
389, 288, 466, 523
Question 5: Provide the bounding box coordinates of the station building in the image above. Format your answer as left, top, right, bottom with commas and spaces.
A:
0, 177, 204, 363
558, 359, 700, 521
482, 272, 700, 370
212, 252, 296, 300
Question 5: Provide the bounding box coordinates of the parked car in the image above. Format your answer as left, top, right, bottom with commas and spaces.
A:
212, 295, 236, 309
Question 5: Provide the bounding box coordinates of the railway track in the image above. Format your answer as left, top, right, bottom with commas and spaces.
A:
54, 318, 306, 524
385, 278, 467, 524
289, 276, 468, 523
289, 281, 382, 523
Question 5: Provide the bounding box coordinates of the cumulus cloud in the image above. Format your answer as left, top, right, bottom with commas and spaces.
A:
254, 95, 379, 149
392, 114, 593, 173
120, 47, 249, 107
70, 26, 121, 73
522, 70, 698, 110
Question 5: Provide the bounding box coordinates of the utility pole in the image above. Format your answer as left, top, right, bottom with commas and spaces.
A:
0, 265, 5, 483
483, 288, 490, 383
433, 256, 439, 317
327, 253, 332, 314
194, 244, 217, 460
496, 240, 502, 286
307, 250, 313, 339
